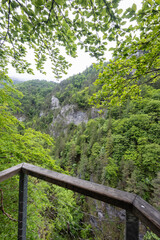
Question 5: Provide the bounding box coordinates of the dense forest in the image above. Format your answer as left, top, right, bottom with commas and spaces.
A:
1, 65, 159, 239
0, 0, 160, 239
15, 66, 160, 204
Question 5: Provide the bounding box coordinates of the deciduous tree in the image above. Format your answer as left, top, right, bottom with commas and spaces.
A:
90, 0, 160, 106
0, 0, 121, 78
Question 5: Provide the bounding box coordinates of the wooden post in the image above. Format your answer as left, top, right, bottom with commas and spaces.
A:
125, 211, 139, 240
1, 163, 160, 238
18, 171, 28, 240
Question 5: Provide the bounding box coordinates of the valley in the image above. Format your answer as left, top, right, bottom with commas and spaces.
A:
9, 65, 160, 239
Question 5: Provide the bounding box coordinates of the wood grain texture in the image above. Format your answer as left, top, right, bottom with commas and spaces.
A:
22, 163, 160, 237
22, 163, 135, 210
0, 164, 22, 183
0, 163, 160, 237
133, 196, 160, 237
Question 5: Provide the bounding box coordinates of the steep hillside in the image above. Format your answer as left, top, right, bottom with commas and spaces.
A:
15, 68, 160, 205
55, 85, 160, 202
15, 65, 103, 135
15, 79, 57, 122
12, 67, 160, 239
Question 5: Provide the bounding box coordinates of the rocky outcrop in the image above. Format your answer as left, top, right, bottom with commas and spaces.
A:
51, 96, 60, 109
50, 104, 88, 135
51, 97, 102, 124
59, 104, 88, 125
17, 115, 26, 122
39, 111, 45, 117
49, 95, 105, 136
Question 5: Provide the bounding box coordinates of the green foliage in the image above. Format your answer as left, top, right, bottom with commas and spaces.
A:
73, 87, 90, 109
0, 79, 57, 169
16, 80, 56, 119
13, 67, 100, 135
0, 76, 86, 239
53, 67, 99, 106
102, 157, 118, 187
152, 172, 160, 211
0, 0, 121, 77
144, 231, 160, 240
56, 85, 160, 202
13, 80, 57, 133
48, 187, 84, 239
90, 0, 160, 107
0, 71, 23, 111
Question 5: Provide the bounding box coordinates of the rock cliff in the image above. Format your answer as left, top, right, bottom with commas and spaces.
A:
49, 95, 103, 136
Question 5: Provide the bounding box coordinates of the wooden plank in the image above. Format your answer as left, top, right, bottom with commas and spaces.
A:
1, 163, 160, 237
22, 163, 135, 210
133, 196, 160, 237
0, 164, 23, 183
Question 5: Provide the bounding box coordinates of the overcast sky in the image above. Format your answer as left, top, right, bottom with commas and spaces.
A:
8, 0, 142, 82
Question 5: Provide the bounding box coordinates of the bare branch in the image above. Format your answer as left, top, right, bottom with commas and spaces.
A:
0, 189, 17, 222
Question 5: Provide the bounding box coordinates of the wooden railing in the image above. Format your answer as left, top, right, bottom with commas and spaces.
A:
0, 163, 160, 240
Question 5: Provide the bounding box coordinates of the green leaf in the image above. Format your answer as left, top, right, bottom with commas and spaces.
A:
103, 34, 108, 40
102, 8, 106, 16
121, 21, 127, 25
132, 3, 137, 11
2, 0, 8, 4
55, 0, 64, 5
147, 0, 153, 5
35, 0, 44, 6
116, 9, 123, 15
11, 1, 19, 9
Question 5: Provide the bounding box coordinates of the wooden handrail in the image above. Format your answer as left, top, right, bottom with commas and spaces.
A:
133, 195, 160, 237
0, 163, 22, 183
22, 163, 136, 210
0, 163, 160, 237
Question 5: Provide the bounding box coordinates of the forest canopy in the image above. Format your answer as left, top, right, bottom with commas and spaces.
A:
0, 0, 121, 77
0, 1, 160, 238
90, 0, 160, 106
0, 0, 159, 105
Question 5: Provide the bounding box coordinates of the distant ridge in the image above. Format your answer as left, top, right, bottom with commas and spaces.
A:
12, 78, 49, 84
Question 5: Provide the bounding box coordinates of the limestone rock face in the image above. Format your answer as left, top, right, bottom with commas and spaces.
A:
40, 111, 45, 117
17, 116, 26, 122
60, 105, 88, 125
51, 104, 88, 127
51, 96, 60, 109
50, 95, 106, 136
90, 108, 100, 119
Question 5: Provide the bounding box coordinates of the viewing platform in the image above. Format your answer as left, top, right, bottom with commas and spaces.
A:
0, 163, 160, 240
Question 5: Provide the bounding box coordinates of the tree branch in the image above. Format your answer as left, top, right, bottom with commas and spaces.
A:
140, 73, 160, 86
0, 189, 17, 222
46, 0, 55, 23
102, 0, 116, 21
0, 0, 11, 47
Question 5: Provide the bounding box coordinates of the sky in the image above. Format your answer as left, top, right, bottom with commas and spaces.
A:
8, 0, 142, 82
